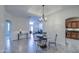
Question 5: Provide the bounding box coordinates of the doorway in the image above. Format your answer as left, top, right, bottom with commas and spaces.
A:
29, 16, 43, 35
28, 16, 44, 52
4, 20, 12, 53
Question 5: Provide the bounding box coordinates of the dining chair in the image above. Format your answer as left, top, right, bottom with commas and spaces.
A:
48, 34, 57, 48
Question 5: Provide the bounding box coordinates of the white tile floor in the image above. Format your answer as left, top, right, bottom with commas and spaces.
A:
0, 34, 79, 53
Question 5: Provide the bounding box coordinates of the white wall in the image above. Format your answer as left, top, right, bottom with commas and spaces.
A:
0, 6, 5, 40
0, 6, 5, 52
0, 6, 29, 51
4, 12, 29, 40
46, 6, 79, 46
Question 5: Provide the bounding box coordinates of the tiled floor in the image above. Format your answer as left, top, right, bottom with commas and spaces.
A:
0, 34, 79, 53
4, 39, 79, 53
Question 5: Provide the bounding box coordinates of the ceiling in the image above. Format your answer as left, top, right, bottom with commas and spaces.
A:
4, 5, 79, 18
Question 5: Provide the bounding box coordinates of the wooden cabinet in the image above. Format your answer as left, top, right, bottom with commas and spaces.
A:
77, 21, 79, 28
66, 31, 79, 39
66, 31, 71, 38
72, 21, 77, 28
65, 17, 79, 40
71, 32, 77, 39
77, 33, 79, 39
66, 21, 79, 28
66, 21, 71, 28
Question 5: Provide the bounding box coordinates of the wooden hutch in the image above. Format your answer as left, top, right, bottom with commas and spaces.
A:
65, 17, 79, 40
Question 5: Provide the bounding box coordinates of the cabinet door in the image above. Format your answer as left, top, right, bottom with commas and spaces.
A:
71, 32, 77, 39
67, 21, 72, 28
76, 32, 79, 39
77, 21, 79, 28
66, 32, 71, 38
71, 21, 77, 28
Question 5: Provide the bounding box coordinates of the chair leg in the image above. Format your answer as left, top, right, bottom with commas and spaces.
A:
55, 43, 58, 51
48, 43, 50, 48
55, 43, 56, 47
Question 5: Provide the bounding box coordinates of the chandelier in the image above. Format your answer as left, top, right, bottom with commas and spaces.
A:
39, 5, 46, 22
42, 5, 45, 21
